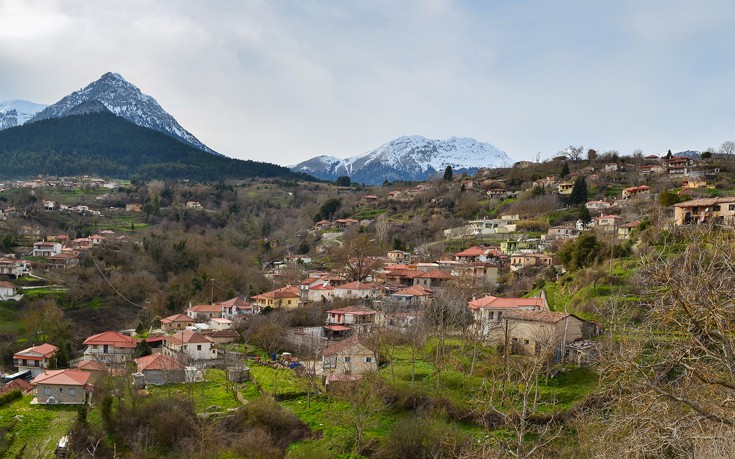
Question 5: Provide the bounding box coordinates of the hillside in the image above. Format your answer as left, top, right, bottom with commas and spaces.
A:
0, 111, 310, 181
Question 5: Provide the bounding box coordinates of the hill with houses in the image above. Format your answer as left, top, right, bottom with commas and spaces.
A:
0, 146, 734, 457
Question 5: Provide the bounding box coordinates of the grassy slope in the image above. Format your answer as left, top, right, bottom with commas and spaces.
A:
0, 395, 78, 458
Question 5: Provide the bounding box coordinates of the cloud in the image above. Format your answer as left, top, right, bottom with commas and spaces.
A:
0, 0, 734, 164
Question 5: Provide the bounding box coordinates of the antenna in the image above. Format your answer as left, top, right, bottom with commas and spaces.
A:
536, 152, 540, 163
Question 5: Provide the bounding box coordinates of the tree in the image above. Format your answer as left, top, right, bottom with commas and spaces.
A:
586, 228, 735, 456
328, 234, 385, 282
568, 176, 588, 205
587, 149, 598, 160
721, 140, 735, 156
578, 204, 591, 225
666, 149, 673, 159
134, 339, 152, 358
313, 198, 341, 223
560, 162, 570, 178
565, 145, 583, 161
443, 165, 453, 181
335, 176, 351, 187
329, 372, 386, 455
558, 232, 602, 271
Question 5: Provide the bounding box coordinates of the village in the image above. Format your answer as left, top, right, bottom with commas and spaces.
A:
1, 149, 734, 457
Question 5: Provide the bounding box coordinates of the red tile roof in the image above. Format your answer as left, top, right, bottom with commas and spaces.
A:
326, 305, 377, 315
335, 281, 381, 291
323, 335, 372, 356
252, 286, 301, 300
0, 379, 34, 395
468, 295, 545, 310
503, 310, 583, 324
392, 285, 433, 297
160, 313, 193, 324
135, 353, 184, 371
76, 360, 108, 371
14, 343, 59, 360
186, 304, 222, 313
165, 331, 212, 346
83, 331, 138, 348
31, 369, 91, 386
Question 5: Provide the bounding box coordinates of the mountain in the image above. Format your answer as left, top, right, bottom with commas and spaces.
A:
0, 109, 310, 181
29, 72, 219, 155
0, 100, 48, 130
291, 135, 514, 184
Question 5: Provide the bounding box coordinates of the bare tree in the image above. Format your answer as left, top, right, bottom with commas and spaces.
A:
720, 140, 735, 156
328, 234, 385, 282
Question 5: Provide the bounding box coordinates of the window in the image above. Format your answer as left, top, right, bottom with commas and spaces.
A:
197, 345, 202, 351
69, 388, 76, 396
364, 357, 373, 363
343, 357, 351, 363
714, 205, 721, 211
524, 340, 530, 345
43, 387, 50, 395
730, 204, 735, 211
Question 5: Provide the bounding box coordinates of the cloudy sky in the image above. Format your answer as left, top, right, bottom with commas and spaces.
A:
1, 0, 734, 165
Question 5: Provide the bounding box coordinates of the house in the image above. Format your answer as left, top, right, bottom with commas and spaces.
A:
82, 331, 138, 364
673, 197, 735, 226
306, 283, 336, 303
390, 285, 433, 304
31, 369, 92, 405
0, 379, 34, 396
219, 297, 255, 319
252, 285, 302, 309
387, 250, 411, 263
76, 359, 109, 382
585, 200, 612, 211
164, 331, 217, 361
557, 181, 574, 195
13, 343, 59, 377
32, 241, 62, 257
509, 253, 554, 271
322, 335, 377, 377
547, 225, 579, 239
591, 214, 624, 231
325, 306, 377, 337
209, 317, 234, 331
89, 235, 105, 245
622, 185, 651, 199
160, 314, 195, 333
186, 201, 203, 209
453, 246, 500, 263
469, 294, 547, 336
617, 221, 640, 239
47, 253, 79, 269
208, 329, 241, 345
186, 304, 223, 320
0, 281, 22, 301
494, 310, 595, 361
72, 238, 94, 250
0, 257, 31, 277
332, 281, 383, 300
134, 353, 186, 385
125, 203, 143, 212
454, 262, 504, 287
43, 200, 56, 211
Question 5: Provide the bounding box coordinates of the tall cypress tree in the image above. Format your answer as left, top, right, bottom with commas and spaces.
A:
443, 165, 453, 181
560, 162, 570, 178
569, 177, 588, 205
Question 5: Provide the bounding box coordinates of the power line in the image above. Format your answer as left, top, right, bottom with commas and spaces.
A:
91, 255, 144, 309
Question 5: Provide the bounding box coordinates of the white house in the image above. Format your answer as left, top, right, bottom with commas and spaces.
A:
32, 242, 62, 258
0, 281, 23, 301
13, 343, 59, 377
164, 331, 217, 361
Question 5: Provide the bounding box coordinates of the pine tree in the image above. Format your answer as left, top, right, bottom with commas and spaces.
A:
560, 162, 570, 178
443, 166, 453, 181
569, 177, 588, 205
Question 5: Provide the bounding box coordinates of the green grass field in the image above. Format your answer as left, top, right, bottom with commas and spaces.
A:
148, 369, 241, 412
0, 394, 78, 458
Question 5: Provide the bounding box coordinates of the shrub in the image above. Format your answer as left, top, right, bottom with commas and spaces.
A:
0, 389, 21, 407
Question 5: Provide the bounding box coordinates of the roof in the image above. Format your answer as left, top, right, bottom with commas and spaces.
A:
503, 310, 584, 324
160, 313, 193, 324
413, 269, 452, 280
252, 285, 301, 300
454, 246, 488, 257
323, 335, 372, 356
135, 353, 184, 371
0, 379, 34, 395
326, 374, 362, 383
0, 281, 17, 289
326, 305, 377, 315
324, 325, 352, 332
31, 369, 91, 386
165, 331, 212, 346
392, 285, 433, 297
217, 297, 252, 309
468, 295, 545, 310
673, 197, 735, 207
76, 360, 108, 371
14, 343, 59, 359
335, 281, 380, 291
210, 318, 233, 324
187, 304, 222, 313
83, 331, 138, 348
210, 329, 240, 339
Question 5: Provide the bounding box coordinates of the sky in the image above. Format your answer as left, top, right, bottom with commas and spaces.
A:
1, 0, 734, 165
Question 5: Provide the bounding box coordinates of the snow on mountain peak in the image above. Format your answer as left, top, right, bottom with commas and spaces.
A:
29, 72, 217, 155
291, 135, 514, 184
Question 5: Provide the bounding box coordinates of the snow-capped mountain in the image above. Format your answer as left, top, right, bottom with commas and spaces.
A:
29, 72, 218, 155
291, 135, 513, 184
0, 100, 48, 130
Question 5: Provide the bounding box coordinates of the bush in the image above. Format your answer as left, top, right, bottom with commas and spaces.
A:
0, 389, 21, 407
223, 397, 311, 449
377, 414, 474, 459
